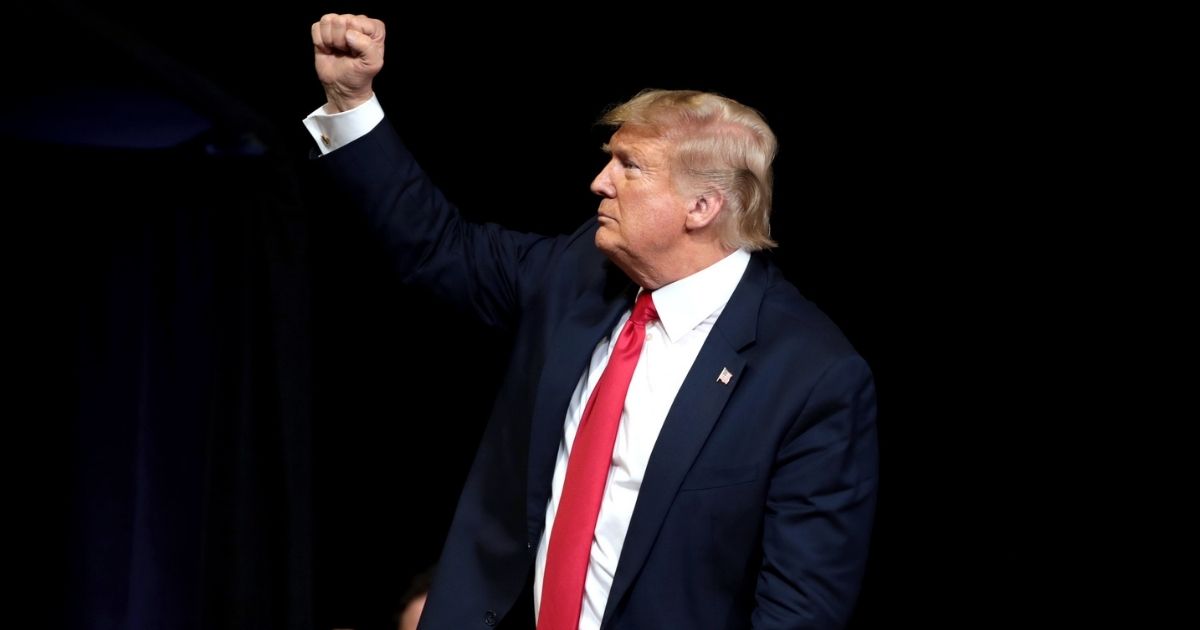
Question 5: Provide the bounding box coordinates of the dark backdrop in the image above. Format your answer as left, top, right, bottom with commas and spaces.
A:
8, 2, 979, 628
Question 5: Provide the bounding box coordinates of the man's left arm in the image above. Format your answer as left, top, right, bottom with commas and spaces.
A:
752, 354, 879, 629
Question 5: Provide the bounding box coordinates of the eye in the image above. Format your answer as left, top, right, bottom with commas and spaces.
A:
622, 160, 639, 171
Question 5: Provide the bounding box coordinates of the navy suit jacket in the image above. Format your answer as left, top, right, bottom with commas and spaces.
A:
321, 118, 878, 629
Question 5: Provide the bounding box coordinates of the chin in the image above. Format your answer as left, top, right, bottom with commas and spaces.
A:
594, 229, 615, 255
594, 233, 634, 277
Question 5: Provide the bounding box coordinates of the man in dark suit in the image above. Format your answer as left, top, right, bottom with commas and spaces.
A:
307, 14, 878, 630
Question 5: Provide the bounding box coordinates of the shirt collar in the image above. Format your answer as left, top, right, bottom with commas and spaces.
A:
645, 249, 751, 344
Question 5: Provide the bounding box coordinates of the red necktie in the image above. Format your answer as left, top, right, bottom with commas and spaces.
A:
538, 291, 658, 630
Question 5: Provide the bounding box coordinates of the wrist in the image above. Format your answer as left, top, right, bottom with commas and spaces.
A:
324, 86, 373, 113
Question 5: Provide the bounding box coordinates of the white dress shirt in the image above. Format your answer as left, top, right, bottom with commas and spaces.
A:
534, 250, 749, 629
302, 95, 384, 154
304, 99, 752, 628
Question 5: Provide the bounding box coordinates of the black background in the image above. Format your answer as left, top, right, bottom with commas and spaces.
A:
8, 2, 1007, 628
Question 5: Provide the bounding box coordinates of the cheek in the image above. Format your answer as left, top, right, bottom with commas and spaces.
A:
648, 200, 680, 235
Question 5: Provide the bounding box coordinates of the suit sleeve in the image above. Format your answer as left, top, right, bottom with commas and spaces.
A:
317, 117, 574, 330
753, 354, 879, 629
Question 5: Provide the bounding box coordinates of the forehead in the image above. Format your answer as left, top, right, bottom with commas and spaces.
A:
610, 125, 672, 159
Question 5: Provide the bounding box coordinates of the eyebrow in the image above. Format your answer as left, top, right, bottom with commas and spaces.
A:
600, 142, 643, 162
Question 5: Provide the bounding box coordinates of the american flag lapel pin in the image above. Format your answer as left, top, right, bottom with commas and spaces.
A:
717, 367, 733, 385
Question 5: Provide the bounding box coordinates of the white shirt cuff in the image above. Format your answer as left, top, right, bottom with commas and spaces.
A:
302, 94, 385, 155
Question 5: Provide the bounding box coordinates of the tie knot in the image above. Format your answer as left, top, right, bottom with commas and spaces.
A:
630, 291, 658, 326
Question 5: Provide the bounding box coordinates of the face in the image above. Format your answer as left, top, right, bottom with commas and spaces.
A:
590, 126, 692, 279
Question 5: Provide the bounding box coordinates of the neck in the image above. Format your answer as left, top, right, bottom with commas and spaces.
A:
622, 243, 737, 290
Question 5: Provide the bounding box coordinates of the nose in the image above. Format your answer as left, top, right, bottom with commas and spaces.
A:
590, 160, 616, 198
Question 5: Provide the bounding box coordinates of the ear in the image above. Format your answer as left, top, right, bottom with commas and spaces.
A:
684, 189, 725, 230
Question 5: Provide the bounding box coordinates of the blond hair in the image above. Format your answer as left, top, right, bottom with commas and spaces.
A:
600, 89, 778, 250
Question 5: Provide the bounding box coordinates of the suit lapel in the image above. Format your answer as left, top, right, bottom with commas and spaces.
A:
600, 255, 767, 628
526, 260, 633, 536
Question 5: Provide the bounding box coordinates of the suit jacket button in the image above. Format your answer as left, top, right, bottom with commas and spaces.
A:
484, 610, 498, 626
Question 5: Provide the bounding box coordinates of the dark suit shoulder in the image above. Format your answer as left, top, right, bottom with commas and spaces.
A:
755, 262, 864, 366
